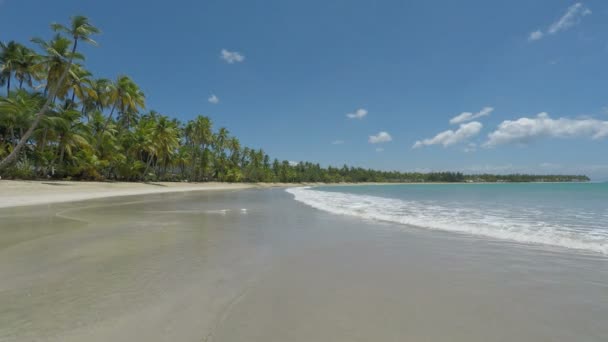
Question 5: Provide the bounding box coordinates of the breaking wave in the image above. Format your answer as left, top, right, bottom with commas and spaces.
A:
286, 187, 608, 255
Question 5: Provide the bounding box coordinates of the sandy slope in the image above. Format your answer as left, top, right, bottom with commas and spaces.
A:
0, 180, 261, 208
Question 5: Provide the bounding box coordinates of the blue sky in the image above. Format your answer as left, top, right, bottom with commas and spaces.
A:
1, 0, 608, 178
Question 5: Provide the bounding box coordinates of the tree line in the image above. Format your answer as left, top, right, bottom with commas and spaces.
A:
0, 16, 589, 183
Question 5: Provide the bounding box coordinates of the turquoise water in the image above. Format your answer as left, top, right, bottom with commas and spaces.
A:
287, 183, 608, 255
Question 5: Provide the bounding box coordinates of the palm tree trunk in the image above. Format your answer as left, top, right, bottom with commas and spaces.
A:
0, 40, 78, 169
98, 103, 117, 141
6, 76, 10, 95
70, 89, 76, 107
39, 128, 48, 152
9, 127, 15, 147
143, 154, 154, 178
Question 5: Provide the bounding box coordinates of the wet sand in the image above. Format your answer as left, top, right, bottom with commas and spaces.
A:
1, 189, 607, 341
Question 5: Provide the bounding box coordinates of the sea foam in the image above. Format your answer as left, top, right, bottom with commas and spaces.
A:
286, 187, 608, 255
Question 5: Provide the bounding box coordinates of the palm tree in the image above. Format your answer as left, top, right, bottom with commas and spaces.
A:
228, 136, 241, 164
99, 75, 145, 134
13, 45, 42, 90
149, 116, 179, 176
0, 16, 99, 169
0, 90, 43, 148
51, 15, 100, 60
52, 108, 91, 163
0, 41, 24, 94
185, 116, 213, 180
32, 35, 83, 98
62, 63, 93, 108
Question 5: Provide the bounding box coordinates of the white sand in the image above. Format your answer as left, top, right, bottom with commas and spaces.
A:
0, 180, 259, 208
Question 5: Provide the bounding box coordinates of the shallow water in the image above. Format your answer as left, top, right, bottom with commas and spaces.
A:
1, 188, 607, 341
289, 183, 608, 254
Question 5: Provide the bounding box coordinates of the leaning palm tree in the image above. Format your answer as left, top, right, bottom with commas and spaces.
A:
0, 15, 99, 169
32, 35, 85, 100
0, 90, 43, 148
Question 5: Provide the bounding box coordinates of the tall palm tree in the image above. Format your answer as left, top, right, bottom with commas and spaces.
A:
185, 116, 213, 180
52, 108, 91, 163
228, 136, 241, 165
32, 35, 83, 98
62, 63, 93, 108
0, 16, 99, 169
0, 41, 24, 94
13, 45, 42, 90
100, 75, 145, 134
149, 116, 179, 176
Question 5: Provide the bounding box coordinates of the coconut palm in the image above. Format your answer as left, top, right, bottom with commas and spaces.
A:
99, 75, 145, 135
62, 63, 93, 108
0, 41, 24, 94
14, 46, 42, 90
0, 42, 41, 92
51, 108, 91, 163
0, 16, 99, 169
32, 35, 83, 98
0, 90, 43, 148
149, 116, 179, 176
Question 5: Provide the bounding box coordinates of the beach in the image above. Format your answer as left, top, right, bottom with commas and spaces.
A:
1, 185, 607, 341
0, 180, 269, 209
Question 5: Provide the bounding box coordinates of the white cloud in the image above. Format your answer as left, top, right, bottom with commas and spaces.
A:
331, 140, 344, 145
548, 3, 591, 34
528, 30, 544, 41
346, 108, 368, 119
368, 131, 392, 144
484, 112, 608, 147
375, 147, 384, 152
208, 94, 219, 104
413, 122, 483, 148
449, 107, 494, 125
528, 3, 591, 41
220, 49, 245, 64
288, 161, 299, 166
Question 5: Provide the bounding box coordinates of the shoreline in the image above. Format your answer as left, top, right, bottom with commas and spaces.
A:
0, 180, 594, 209
0, 180, 272, 209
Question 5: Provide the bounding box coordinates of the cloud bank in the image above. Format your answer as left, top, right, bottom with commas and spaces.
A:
484, 112, 608, 147
413, 122, 483, 148
450, 107, 494, 125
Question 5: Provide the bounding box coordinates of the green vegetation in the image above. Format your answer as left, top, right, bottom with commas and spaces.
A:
0, 16, 589, 183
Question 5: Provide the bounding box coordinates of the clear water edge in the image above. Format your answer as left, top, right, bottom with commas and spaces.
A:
287, 183, 608, 255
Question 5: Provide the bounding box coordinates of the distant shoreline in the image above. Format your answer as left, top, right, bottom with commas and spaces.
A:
0, 179, 592, 209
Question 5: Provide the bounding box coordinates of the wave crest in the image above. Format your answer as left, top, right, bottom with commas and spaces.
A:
286, 187, 608, 255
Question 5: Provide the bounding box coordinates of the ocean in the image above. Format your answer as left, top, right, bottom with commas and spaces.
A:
287, 182, 608, 255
